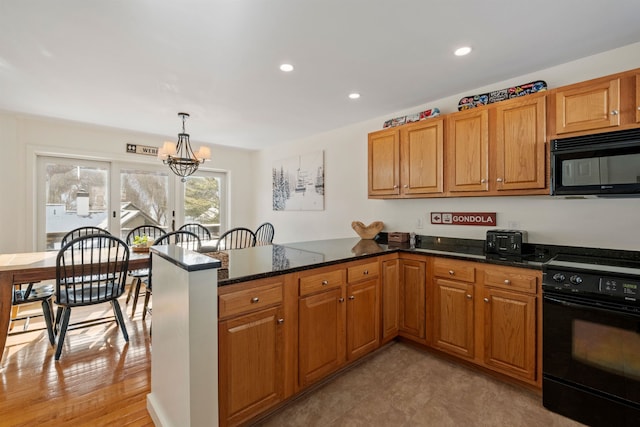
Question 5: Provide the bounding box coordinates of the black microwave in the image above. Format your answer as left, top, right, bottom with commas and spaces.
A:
551, 128, 640, 196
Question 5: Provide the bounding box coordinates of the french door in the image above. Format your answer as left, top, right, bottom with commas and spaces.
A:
36, 156, 226, 251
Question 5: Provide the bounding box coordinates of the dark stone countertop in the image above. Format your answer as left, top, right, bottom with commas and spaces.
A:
204, 234, 640, 287
208, 236, 563, 286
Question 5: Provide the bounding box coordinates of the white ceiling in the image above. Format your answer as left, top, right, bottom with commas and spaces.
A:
1, 1, 640, 150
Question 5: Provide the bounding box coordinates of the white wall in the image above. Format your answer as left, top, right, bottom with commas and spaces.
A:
253, 42, 640, 251
0, 113, 255, 253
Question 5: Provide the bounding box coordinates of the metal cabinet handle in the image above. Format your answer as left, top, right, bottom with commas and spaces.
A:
403, 184, 408, 188
277, 318, 284, 324
496, 178, 503, 182
504, 279, 511, 285
466, 294, 472, 299
363, 270, 369, 275
610, 110, 619, 115
322, 280, 328, 286
393, 185, 399, 189
480, 179, 486, 183
251, 297, 259, 303
484, 297, 490, 303
448, 270, 455, 275
637, 106, 640, 111
349, 295, 355, 300
338, 297, 345, 303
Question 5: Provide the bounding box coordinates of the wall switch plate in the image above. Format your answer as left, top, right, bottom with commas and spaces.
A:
416, 218, 423, 229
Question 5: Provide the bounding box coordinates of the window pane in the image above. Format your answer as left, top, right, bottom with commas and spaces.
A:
44, 162, 109, 250
120, 169, 170, 240
184, 175, 221, 238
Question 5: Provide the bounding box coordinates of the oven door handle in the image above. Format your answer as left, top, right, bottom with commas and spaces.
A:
544, 294, 640, 319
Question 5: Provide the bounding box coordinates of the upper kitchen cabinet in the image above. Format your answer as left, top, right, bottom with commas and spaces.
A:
446, 108, 489, 193
368, 119, 444, 198
553, 76, 621, 135
446, 93, 547, 196
549, 67, 640, 138
494, 95, 546, 191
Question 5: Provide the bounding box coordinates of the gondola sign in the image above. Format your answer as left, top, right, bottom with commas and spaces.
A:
126, 143, 158, 157
431, 212, 496, 226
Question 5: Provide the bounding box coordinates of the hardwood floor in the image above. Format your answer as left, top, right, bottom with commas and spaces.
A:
0, 295, 153, 426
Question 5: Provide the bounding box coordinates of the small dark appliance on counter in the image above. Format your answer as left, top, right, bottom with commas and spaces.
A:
485, 229, 527, 256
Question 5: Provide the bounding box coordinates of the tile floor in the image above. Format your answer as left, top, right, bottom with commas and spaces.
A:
257, 341, 585, 427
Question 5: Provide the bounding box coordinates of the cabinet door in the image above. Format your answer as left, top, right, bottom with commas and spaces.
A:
368, 128, 400, 196
636, 73, 640, 124
346, 279, 380, 360
433, 279, 474, 358
495, 96, 546, 191
219, 306, 284, 427
381, 259, 399, 343
398, 259, 426, 340
400, 119, 444, 195
446, 109, 489, 192
482, 288, 536, 381
555, 77, 620, 134
298, 287, 346, 387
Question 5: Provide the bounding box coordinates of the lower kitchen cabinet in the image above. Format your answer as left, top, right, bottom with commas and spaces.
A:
298, 286, 346, 387
482, 283, 537, 381
398, 258, 426, 342
381, 258, 400, 343
218, 279, 286, 427
347, 278, 380, 360
433, 278, 475, 358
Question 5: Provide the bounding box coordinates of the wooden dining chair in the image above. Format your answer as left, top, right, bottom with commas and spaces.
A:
54, 234, 130, 360
124, 225, 167, 317
143, 230, 201, 321
178, 223, 211, 241
215, 227, 256, 251
9, 281, 56, 345
255, 222, 275, 244
60, 226, 110, 248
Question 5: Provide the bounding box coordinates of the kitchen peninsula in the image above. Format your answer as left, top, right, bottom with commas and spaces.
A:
148, 235, 560, 427
149, 236, 640, 426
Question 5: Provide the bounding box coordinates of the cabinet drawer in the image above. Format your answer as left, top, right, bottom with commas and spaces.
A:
299, 269, 345, 296
433, 259, 476, 282
483, 267, 539, 293
347, 261, 379, 283
219, 283, 283, 318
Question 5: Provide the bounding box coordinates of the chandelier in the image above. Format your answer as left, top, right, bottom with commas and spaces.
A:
158, 112, 211, 181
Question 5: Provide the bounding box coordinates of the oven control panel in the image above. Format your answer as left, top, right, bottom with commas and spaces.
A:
600, 276, 639, 299
544, 269, 639, 303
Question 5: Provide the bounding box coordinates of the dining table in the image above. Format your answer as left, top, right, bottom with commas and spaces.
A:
0, 249, 150, 359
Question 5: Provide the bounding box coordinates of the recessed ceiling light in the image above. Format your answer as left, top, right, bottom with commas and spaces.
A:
280, 63, 294, 72
454, 46, 472, 56
348, 93, 360, 99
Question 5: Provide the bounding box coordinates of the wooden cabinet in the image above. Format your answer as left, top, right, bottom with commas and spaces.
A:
482, 287, 536, 381
446, 108, 489, 193
368, 128, 399, 196
368, 119, 444, 198
398, 258, 426, 342
494, 96, 546, 191
298, 260, 380, 387
381, 258, 399, 343
428, 259, 541, 386
298, 267, 346, 387
636, 72, 640, 124
446, 94, 547, 196
298, 286, 345, 387
481, 265, 538, 382
432, 259, 476, 358
554, 77, 621, 135
550, 68, 640, 137
346, 260, 380, 360
218, 278, 286, 427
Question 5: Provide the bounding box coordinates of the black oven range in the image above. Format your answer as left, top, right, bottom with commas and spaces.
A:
542, 254, 640, 427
